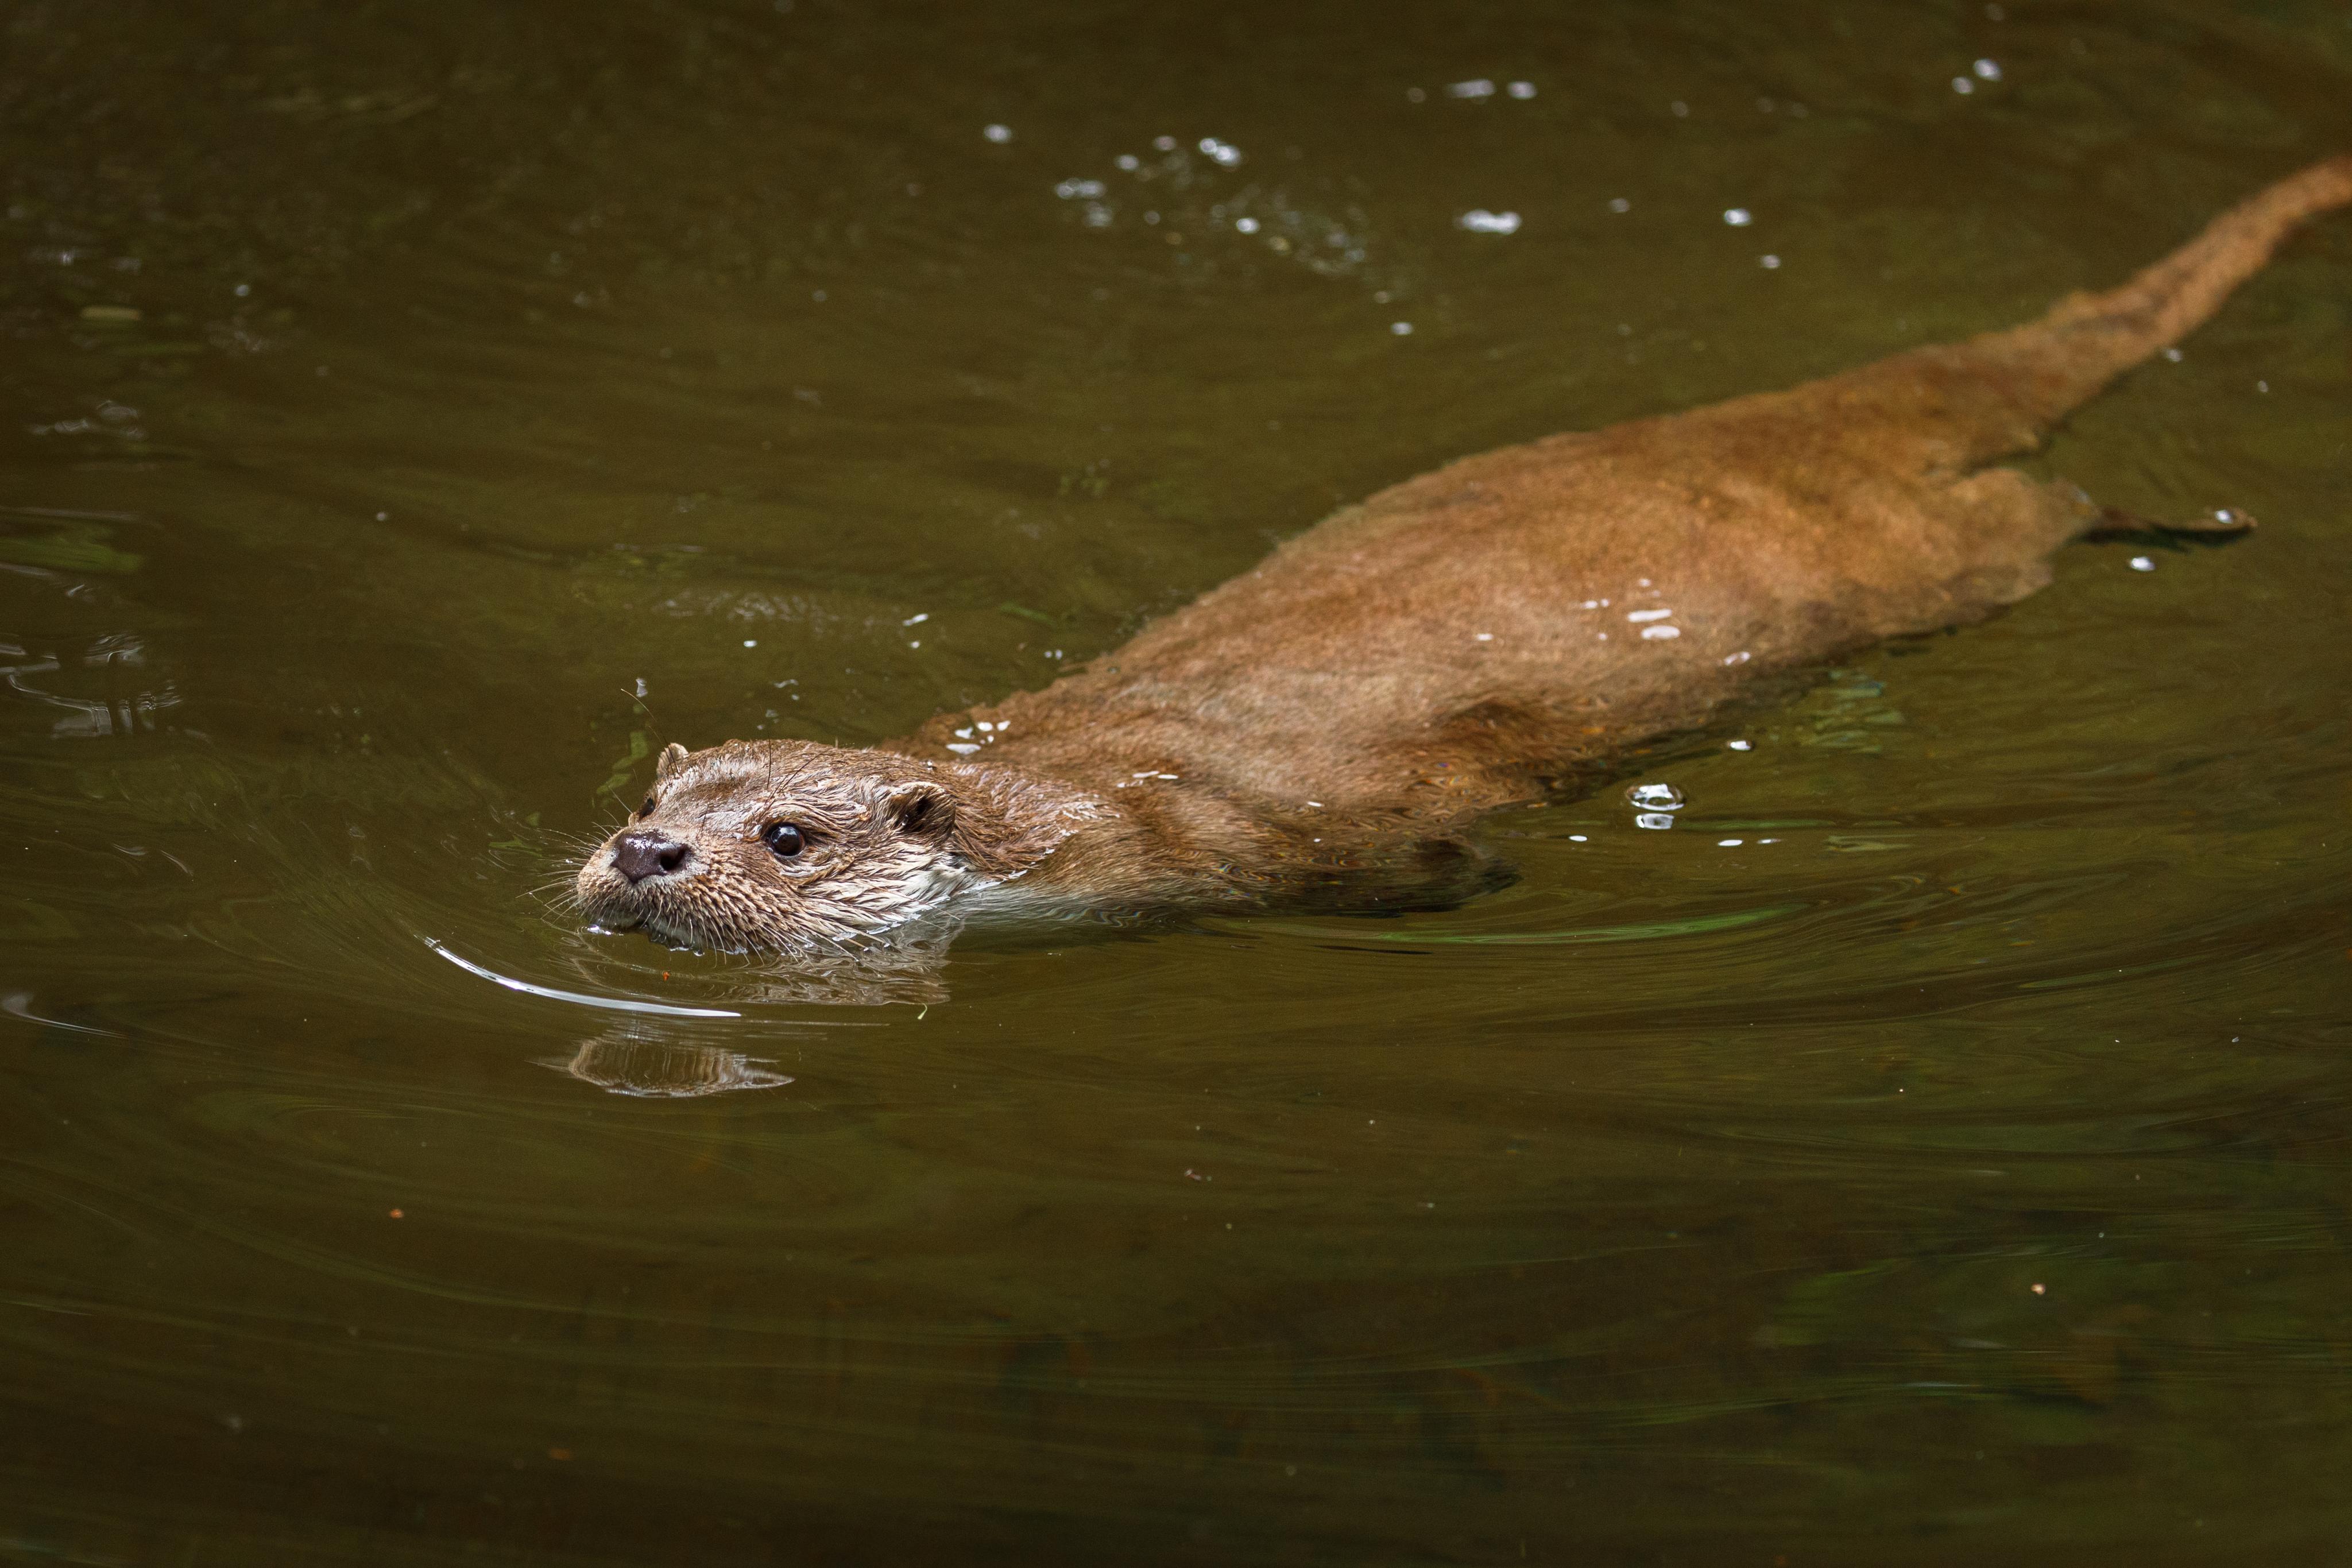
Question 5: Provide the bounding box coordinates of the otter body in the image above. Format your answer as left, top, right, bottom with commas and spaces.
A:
578, 159, 2352, 954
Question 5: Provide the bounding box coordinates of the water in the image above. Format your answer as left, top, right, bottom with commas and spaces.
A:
5, 1, 2350, 1561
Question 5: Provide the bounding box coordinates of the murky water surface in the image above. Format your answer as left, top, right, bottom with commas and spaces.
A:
5, 2, 2350, 1561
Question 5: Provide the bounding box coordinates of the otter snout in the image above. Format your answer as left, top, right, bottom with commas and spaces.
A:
610, 830, 690, 884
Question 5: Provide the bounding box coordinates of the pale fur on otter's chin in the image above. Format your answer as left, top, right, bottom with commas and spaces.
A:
574, 739, 1104, 955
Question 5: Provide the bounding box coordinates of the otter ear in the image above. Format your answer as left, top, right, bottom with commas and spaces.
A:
884, 781, 956, 839
654, 742, 690, 781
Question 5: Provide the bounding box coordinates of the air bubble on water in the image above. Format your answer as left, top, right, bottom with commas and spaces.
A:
1974, 58, 2003, 80
1391, 321, 1414, 335
1055, 178, 1106, 199
1115, 154, 1140, 172
1235, 216, 1260, 234
1724, 208, 1753, 227
1635, 813, 1677, 831
2163, 347, 2183, 362
1569, 834, 1588, 842
1727, 740, 1753, 752
1952, 76, 1975, 94
2129, 556, 2156, 572
1641, 625, 1681, 640
1723, 650, 1751, 665
1718, 839, 1744, 847
1609, 197, 1631, 214
1198, 137, 1244, 167
1627, 783, 1686, 811
1507, 82, 1536, 99
1153, 135, 1178, 152
1449, 79, 1496, 99
983, 124, 1013, 144
1761, 254, 1782, 269
1457, 209, 1522, 234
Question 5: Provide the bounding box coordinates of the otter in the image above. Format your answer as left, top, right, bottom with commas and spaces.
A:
577, 157, 2352, 955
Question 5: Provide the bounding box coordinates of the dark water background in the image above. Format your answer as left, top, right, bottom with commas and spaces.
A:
4, 1, 2350, 1562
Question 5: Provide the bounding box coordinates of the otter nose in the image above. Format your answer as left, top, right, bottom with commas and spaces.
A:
610, 830, 690, 884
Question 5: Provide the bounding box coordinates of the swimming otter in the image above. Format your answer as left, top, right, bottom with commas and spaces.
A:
576, 157, 2352, 954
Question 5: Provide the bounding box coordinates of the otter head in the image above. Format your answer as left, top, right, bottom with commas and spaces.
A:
574, 739, 1093, 953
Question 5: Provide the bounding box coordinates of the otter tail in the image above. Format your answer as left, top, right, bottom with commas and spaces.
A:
1964, 154, 2352, 434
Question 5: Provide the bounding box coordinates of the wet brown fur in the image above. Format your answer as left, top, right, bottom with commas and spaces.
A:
581, 158, 2352, 952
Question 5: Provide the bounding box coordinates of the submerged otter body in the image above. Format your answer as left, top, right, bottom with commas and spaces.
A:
577, 158, 2352, 954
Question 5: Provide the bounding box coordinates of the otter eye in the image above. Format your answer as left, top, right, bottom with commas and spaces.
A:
636, 795, 656, 819
761, 822, 806, 859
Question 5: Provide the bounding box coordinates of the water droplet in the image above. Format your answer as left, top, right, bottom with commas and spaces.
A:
1457, 209, 1522, 235
1627, 783, 1686, 811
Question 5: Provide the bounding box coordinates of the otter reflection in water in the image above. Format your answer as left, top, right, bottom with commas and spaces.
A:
542, 1027, 796, 1098
576, 160, 2352, 957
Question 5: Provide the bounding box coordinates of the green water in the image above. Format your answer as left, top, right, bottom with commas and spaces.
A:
5, 2, 2350, 1562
